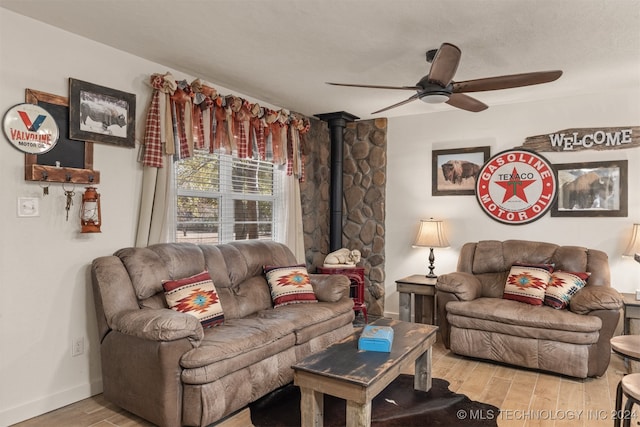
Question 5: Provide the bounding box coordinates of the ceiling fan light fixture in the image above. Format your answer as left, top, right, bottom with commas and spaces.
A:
420, 92, 450, 104
328, 42, 562, 114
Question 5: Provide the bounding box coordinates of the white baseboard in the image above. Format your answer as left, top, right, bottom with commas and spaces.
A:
0, 379, 102, 426
383, 310, 400, 320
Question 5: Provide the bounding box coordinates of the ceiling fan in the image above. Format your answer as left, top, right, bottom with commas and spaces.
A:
327, 43, 562, 113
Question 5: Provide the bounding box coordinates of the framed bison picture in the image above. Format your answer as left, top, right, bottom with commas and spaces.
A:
551, 160, 628, 217
69, 78, 136, 148
432, 146, 490, 196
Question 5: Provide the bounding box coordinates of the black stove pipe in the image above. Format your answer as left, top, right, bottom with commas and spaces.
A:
315, 112, 359, 252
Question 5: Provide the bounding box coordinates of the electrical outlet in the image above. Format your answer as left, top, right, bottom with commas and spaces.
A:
72, 337, 84, 357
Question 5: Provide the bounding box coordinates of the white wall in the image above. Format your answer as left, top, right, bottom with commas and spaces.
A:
0, 10, 147, 425
385, 89, 640, 318
0, 9, 286, 425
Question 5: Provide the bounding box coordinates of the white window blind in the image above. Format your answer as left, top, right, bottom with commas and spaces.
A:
175, 152, 283, 244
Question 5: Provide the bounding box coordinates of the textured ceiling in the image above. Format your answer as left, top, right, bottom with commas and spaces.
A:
1, 0, 639, 119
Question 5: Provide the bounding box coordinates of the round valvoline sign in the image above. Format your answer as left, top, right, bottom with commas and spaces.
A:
475, 149, 557, 225
3, 103, 59, 154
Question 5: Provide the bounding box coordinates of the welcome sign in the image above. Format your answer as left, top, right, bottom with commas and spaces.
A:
476, 149, 557, 225
519, 126, 639, 152
3, 103, 59, 154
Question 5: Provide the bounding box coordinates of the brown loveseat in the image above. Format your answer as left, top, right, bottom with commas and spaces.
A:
91, 240, 355, 427
436, 240, 623, 378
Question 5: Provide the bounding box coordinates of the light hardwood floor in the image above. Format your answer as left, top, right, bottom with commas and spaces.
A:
12, 337, 634, 427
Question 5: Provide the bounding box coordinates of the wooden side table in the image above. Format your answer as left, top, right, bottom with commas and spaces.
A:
317, 266, 367, 323
395, 275, 437, 325
622, 293, 640, 335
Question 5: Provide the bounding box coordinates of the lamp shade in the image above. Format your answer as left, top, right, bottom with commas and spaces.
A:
412, 218, 450, 248
623, 223, 640, 257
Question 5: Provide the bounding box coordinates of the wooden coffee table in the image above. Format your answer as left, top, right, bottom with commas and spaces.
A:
292, 318, 438, 427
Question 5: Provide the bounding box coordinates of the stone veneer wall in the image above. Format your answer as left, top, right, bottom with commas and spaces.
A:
300, 117, 387, 317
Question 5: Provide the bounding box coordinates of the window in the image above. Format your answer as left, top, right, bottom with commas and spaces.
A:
175, 151, 283, 244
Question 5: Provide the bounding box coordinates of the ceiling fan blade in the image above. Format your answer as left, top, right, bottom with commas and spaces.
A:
446, 93, 488, 112
326, 82, 420, 90
372, 94, 420, 114
452, 70, 563, 93
427, 43, 461, 87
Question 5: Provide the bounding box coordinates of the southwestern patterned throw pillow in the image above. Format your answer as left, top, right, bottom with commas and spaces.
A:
264, 264, 317, 308
503, 263, 554, 306
544, 271, 590, 309
163, 271, 224, 328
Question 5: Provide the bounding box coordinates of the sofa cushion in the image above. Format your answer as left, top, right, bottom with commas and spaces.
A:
115, 247, 171, 300
163, 271, 224, 328
502, 263, 553, 305
447, 298, 602, 335
179, 299, 354, 384
180, 318, 295, 384
264, 265, 317, 307
115, 244, 207, 301
544, 271, 589, 309
470, 240, 558, 274
180, 316, 296, 370
471, 240, 505, 274
256, 299, 355, 345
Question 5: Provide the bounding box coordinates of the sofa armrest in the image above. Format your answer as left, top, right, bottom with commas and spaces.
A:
436, 272, 482, 301
586, 309, 621, 376
309, 273, 350, 302
569, 286, 624, 315
100, 330, 192, 427
111, 308, 204, 346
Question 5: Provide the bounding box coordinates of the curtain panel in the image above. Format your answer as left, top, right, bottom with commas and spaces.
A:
136, 72, 308, 248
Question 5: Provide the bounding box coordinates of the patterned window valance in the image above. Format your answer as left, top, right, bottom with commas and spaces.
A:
140, 72, 309, 180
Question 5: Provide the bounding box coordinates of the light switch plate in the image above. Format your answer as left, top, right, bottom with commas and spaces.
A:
18, 197, 40, 217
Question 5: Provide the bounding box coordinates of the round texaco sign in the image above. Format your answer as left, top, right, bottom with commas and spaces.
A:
475, 149, 557, 225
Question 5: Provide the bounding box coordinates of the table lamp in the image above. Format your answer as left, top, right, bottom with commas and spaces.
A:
623, 223, 640, 264
412, 218, 450, 278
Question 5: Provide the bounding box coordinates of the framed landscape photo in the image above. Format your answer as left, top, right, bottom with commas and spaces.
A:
551, 160, 628, 217
432, 146, 490, 196
69, 78, 136, 148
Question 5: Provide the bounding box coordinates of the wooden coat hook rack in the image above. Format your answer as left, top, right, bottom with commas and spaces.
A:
23, 88, 100, 185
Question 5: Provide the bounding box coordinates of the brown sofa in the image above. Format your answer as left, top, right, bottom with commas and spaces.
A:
436, 240, 623, 378
91, 240, 355, 427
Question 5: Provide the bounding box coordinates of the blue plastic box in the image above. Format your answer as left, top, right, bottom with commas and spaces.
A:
358, 325, 394, 352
